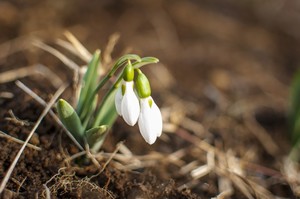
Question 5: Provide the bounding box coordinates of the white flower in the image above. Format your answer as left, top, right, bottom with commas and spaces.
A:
120, 81, 140, 126
138, 97, 163, 144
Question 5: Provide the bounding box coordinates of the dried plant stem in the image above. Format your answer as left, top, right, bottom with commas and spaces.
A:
33, 40, 80, 71
0, 83, 67, 194
0, 66, 36, 84
0, 131, 41, 151
63, 31, 92, 62
0, 36, 32, 60
0, 64, 62, 88
43, 184, 51, 199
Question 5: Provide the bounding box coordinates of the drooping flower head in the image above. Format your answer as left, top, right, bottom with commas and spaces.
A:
114, 61, 140, 126
135, 69, 163, 144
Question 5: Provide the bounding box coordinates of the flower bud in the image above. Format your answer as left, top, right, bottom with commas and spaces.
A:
135, 69, 151, 98
123, 60, 134, 81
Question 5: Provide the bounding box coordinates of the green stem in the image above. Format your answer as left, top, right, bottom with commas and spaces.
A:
78, 55, 141, 121
92, 74, 123, 128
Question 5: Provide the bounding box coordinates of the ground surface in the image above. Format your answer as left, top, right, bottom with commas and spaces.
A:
0, 0, 300, 198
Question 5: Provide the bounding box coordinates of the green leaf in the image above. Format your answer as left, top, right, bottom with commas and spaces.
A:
113, 54, 141, 72
77, 50, 101, 116
82, 94, 98, 130
92, 89, 118, 128
57, 99, 84, 145
86, 125, 108, 153
289, 71, 300, 145
133, 57, 159, 69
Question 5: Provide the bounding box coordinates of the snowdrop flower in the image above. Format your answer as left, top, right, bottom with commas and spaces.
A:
138, 97, 163, 144
114, 61, 140, 126
135, 70, 163, 144
121, 81, 140, 126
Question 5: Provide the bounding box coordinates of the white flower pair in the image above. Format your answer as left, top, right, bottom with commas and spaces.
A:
114, 67, 162, 145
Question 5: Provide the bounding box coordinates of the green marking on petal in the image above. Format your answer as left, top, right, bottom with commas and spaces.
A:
148, 98, 153, 108
122, 84, 126, 96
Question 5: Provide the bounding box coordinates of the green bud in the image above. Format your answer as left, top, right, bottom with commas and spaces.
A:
57, 99, 84, 144
135, 69, 151, 98
123, 60, 134, 81
86, 125, 108, 154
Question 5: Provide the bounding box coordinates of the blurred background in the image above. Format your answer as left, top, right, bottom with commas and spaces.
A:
0, 0, 298, 171
1, 0, 299, 83
1, 0, 300, 197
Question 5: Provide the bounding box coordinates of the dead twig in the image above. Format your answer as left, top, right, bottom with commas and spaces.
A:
5, 109, 32, 126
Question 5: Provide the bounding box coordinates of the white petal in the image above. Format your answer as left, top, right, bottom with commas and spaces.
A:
150, 99, 163, 137
138, 98, 157, 144
121, 81, 140, 126
115, 87, 123, 116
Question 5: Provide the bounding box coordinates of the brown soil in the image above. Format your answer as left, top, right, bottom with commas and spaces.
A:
1, 0, 300, 198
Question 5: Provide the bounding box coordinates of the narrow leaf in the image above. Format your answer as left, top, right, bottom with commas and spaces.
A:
92, 89, 118, 128
82, 94, 98, 130
113, 54, 141, 71
133, 57, 159, 69
77, 50, 101, 115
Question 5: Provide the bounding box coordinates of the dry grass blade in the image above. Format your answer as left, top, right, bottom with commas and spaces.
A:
244, 113, 279, 156
34, 64, 63, 88
43, 184, 51, 199
0, 64, 62, 88
64, 151, 86, 164
0, 36, 33, 60
103, 33, 120, 66
0, 92, 13, 98
32, 39, 80, 71
64, 31, 92, 62
0, 66, 36, 84
0, 83, 67, 194
89, 142, 124, 180
283, 158, 300, 196
215, 176, 233, 199
0, 130, 41, 151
